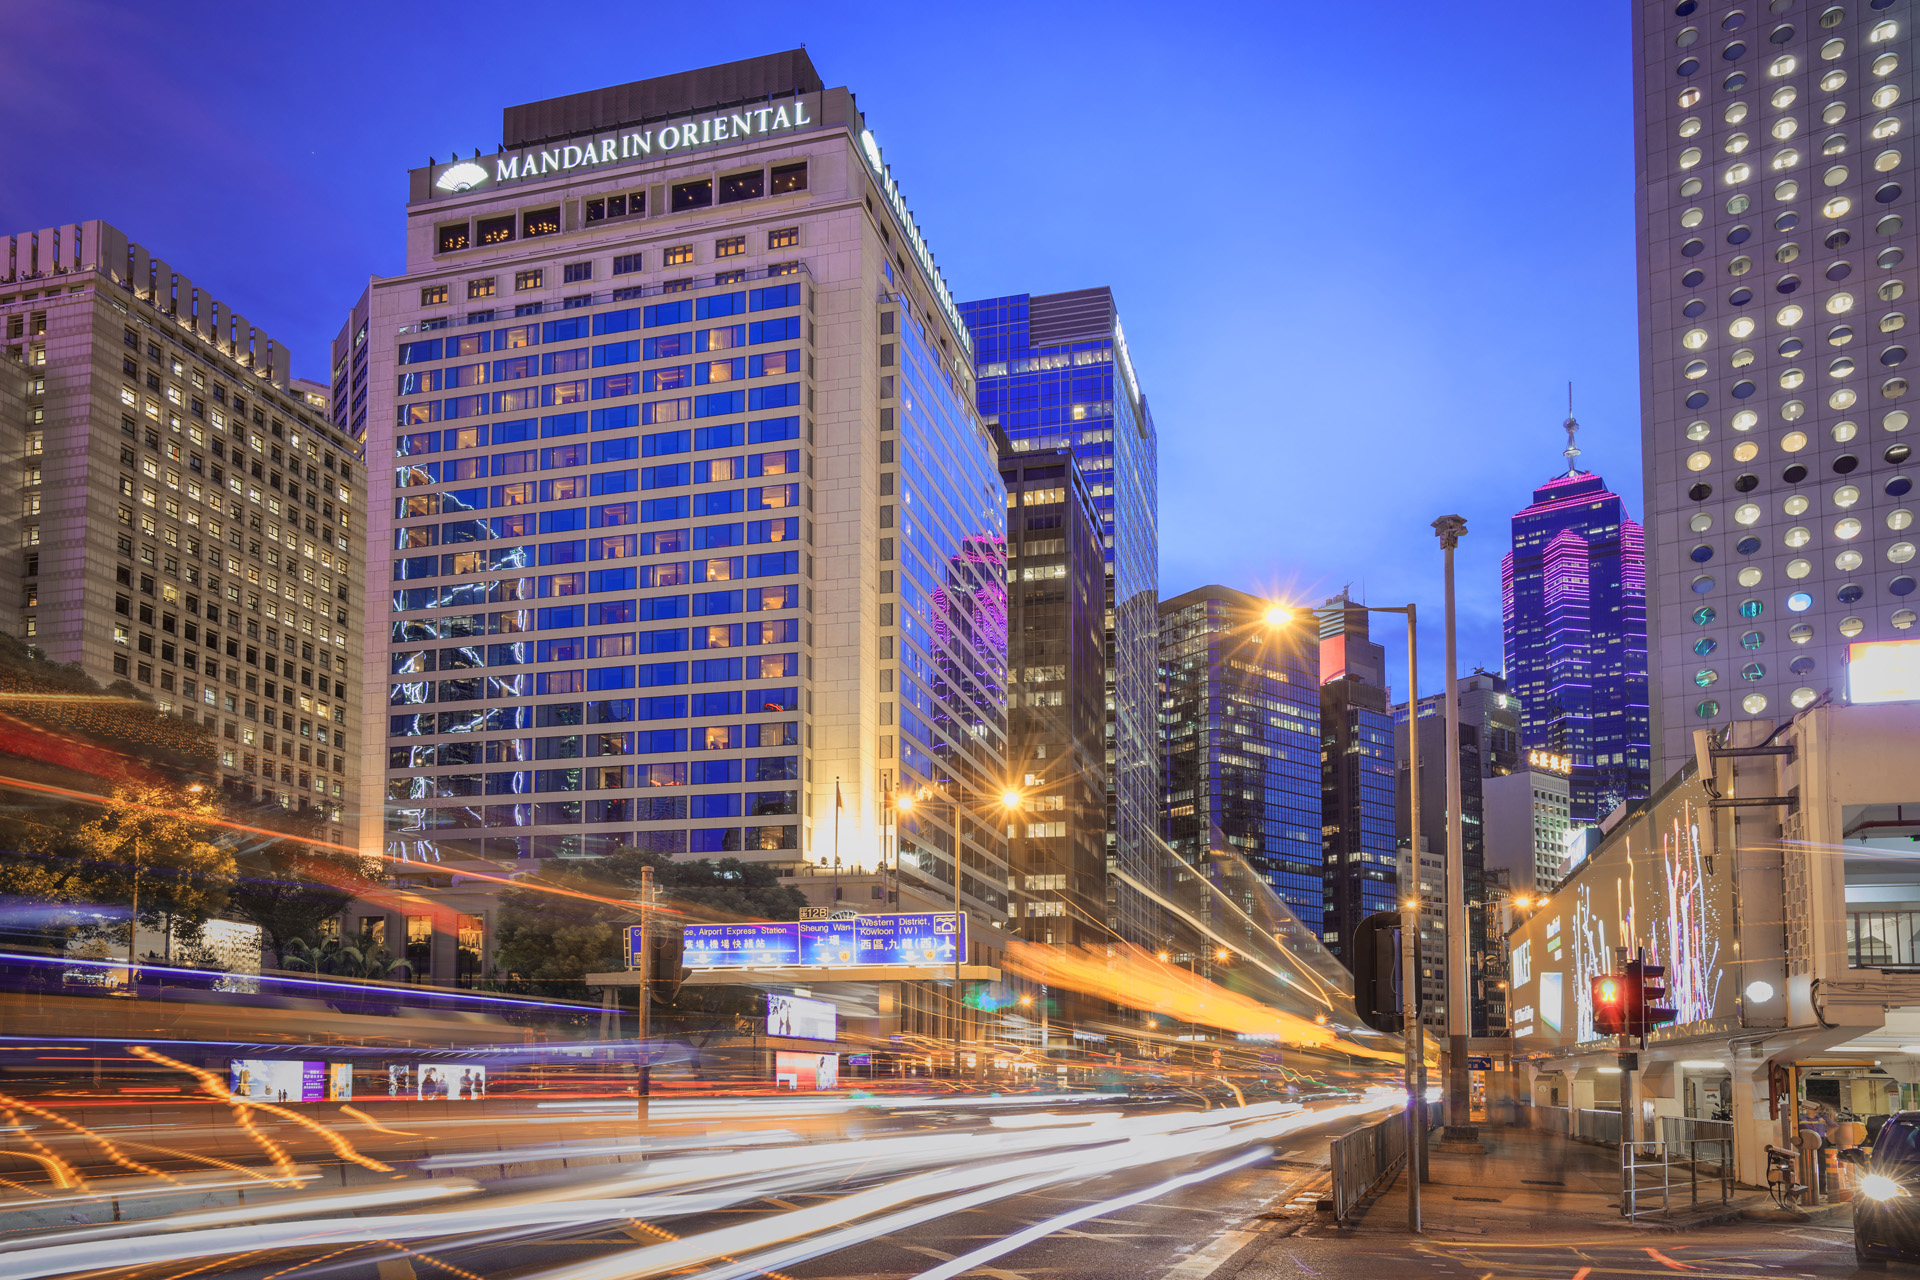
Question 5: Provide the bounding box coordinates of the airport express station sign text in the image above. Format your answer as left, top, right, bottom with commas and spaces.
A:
674, 912, 964, 970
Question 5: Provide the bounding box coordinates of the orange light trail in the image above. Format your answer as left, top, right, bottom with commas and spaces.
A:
130, 1046, 393, 1174
0, 773, 669, 915
0, 1090, 177, 1183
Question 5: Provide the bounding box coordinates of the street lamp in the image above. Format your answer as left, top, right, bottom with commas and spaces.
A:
1265, 595, 1427, 1225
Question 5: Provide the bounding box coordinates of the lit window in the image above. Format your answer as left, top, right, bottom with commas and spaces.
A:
1735, 440, 1761, 461
1773, 85, 1799, 109
1773, 117, 1800, 142
1782, 431, 1809, 452
1683, 327, 1710, 349
1891, 409, 1914, 431
715, 236, 746, 258
1681, 87, 1704, 107
1872, 20, 1900, 43
1686, 359, 1711, 380
1837, 549, 1866, 570
1687, 450, 1714, 471
1689, 420, 1713, 442
1770, 55, 1798, 77
1742, 693, 1769, 714
664, 244, 694, 267
1874, 85, 1903, 110
1735, 408, 1761, 431
1832, 387, 1860, 409
1837, 516, 1864, 540
1790, 592, 1816, 612
1836, 484, 1862, 507
1726, 162, 1753, 184
1878, 149, 1903, 173
1777, 178, 1802, 201
1873, 53, 1900, 79
1825, 69, 1852, 92
421, 285, 448, 306
1790, 623, 1815, 644
1691, 511, 1715, 532
1840, 615, 1865, 636
1891, 508, 1915, 531
1739, 566, 1764, 587
1735, 502, 1762, 524
1696, 668, 1720, 687
1896, 610, 1920, 630
1886, 314, 1910, 335
1780, 367, 1806, 389
1791, 687, 1819, 708
1825, 195, 1854, 218
1681, 147, 1704, 170
1681, 116, 1704, 138
514, 269, 543, 291
1829, 292, 1857, 314
1728, 133, 1752, 155
468, 277, 495, 299
1892, 542, 1917, 563
1787, 558, 1813, 578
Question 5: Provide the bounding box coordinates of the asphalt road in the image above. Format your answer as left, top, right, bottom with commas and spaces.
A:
2, 1095, 1368, 1280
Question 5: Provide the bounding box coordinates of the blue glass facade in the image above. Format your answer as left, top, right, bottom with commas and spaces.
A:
1157, 586, 1323, 934
960, 289, 1159, 945
1318, 597, 1398, 960
887, 296, 1013, 917
381, 275, 814, 862
1501, 465, 1652, 824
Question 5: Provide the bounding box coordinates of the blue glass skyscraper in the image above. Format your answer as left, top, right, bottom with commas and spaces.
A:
961, 289, 1159, 946
1501, 427, 1652, 824
1157, 586, 1323, 933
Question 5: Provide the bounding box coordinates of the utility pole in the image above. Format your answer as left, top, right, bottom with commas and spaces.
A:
638, 863, 654, 1130
1432, 514, 1478, 1149
1402, 603, 1425, 1226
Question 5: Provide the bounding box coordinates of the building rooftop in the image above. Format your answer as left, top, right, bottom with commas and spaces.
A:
503, 50, 825, 148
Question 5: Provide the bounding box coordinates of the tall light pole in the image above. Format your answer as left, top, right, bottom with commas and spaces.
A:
1432, 514, 1476, 1147
1265, 599, 1425, 1211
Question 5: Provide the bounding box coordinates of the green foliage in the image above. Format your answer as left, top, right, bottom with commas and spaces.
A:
492, 853, 807, 1007
227, 840, 373, 968
280, 937, 414, 981
0, 631, 215, 777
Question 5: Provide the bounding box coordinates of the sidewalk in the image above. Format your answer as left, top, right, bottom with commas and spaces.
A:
1196, 1125, 1860, 1280
1339, 1125, 1673, 1236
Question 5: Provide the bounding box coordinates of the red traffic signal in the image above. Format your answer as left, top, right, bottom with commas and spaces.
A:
1592, 974, 1629, 1036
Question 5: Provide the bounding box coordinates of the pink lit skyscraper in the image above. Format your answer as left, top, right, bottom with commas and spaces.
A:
1501, 424, 1653, 824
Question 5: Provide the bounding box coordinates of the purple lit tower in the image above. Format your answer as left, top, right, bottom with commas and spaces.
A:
1501, 414, 1652, 823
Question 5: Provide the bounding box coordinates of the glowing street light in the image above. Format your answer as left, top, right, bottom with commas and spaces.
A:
1262, 604, 1294, 629
1001, 789, 1023, 810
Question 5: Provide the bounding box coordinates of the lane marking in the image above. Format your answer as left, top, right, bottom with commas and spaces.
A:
906, 1148, 1272, 1280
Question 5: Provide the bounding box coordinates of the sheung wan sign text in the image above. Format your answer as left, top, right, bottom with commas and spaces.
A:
435, 100, 817, 194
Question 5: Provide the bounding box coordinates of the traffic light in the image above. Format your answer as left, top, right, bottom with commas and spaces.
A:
1627, 960, 1677, 1035
1592, 973, 1629, 1036
1350, 911, 1403, 1034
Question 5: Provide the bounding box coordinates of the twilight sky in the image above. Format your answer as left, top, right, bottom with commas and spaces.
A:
0, 0, 1642, 699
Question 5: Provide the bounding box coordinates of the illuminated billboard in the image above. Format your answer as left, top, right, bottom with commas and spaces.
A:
775, 1050, 839, 1090
767, 993, 837, 1041
1505, 762, 1732, 1049
682, 913, 965, 969
230, 1060, 323, 1102
1850, 639, 1920, 704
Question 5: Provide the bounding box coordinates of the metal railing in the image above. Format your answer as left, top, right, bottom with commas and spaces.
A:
1848, 910, 1920, 968
1330, 1109, 1410, 1221
1573, 1107, 1623, 1146
1329, 1103, 1438, 1221
1623, 1137, 1734, 1219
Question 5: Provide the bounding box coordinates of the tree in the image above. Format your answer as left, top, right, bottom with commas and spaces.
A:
226, 841, 372, 969
0, 782, 232, 951
281, 937, 413, 981
492, 854, 807, 1003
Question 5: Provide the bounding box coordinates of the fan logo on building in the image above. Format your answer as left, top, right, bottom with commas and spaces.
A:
435, 163, 489, 193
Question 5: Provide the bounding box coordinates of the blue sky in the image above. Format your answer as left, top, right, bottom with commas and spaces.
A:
0, 0, 1643, 698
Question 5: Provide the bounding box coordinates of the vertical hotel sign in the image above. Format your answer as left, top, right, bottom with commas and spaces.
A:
430, 94, 825, 195
853, 128, 970, 353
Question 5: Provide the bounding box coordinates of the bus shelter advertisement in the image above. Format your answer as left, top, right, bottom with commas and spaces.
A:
1505, 765, 1734, 1049
681, 913, 965, 969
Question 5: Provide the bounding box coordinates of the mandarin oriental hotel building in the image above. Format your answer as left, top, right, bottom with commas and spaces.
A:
353, 53, 1013, 926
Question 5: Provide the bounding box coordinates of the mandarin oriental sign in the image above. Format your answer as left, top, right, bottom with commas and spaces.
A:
432, 96, 819, 195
